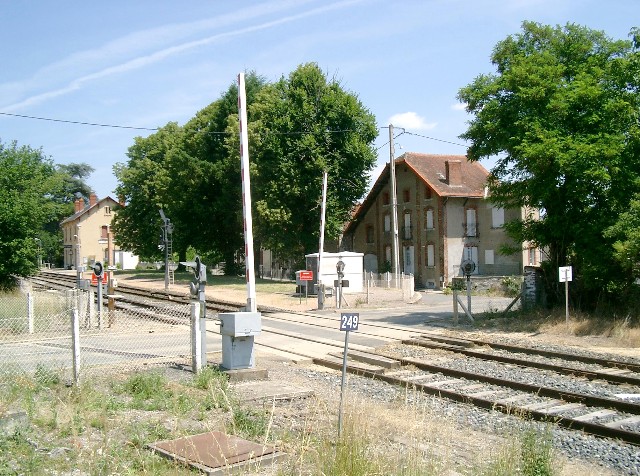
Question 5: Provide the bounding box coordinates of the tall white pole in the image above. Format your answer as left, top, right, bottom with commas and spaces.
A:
389, 125, 400, 285
317, 170, 328, 310
237, 73, 257, 312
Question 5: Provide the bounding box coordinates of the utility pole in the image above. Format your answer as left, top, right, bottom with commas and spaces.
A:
317, 170, 328, 310
389, 124, 400, 285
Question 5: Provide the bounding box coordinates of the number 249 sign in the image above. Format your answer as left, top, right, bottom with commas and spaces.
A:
340, 312, 359, 331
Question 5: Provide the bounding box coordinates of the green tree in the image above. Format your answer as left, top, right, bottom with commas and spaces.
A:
112, 123, 182, 261
457, 23, 640, 309
606, 193, 640, 282
0, 141, 61, 288
180, 72, 267, 274
250, 63, 377, 264
43, 162, 95, 267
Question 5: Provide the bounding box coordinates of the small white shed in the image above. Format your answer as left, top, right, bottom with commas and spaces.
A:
305, 251, 364, 293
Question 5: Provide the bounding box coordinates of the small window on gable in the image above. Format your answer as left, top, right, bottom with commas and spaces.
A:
104, 206, 111, 215
366, 225, 374, 244
382, 192, 390, 205
424, 185, 432, 200
403, 189, 410, 203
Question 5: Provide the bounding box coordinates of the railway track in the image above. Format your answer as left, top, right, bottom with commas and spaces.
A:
30, 270, 640, 447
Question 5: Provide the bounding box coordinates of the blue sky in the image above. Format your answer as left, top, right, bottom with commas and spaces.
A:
1, 0, 636, 200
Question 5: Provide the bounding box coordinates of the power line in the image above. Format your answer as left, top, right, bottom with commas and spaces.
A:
1, 111, 470, 148
0, 111, 159, 131
403, 130, 467, 148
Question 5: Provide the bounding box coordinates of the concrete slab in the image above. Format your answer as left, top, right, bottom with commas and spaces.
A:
223, 368, 269, 383
233, 380, 315, 403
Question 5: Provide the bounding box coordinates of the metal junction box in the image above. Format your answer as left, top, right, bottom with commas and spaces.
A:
219, 312, 261, 337
219, 312, 262, 370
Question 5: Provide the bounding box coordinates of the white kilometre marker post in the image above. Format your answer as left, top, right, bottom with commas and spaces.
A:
237, 73, 257, 312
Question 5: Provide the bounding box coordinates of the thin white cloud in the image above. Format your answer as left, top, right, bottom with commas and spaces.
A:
451, 102, 467, 111
387, 112, 436, 130
2, 0, 367, 112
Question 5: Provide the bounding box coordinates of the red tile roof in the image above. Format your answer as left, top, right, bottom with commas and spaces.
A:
344, 153, 489, 235
400, 152, 489, 197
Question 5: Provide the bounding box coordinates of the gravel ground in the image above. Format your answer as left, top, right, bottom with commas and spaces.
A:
261, 355, 640, 476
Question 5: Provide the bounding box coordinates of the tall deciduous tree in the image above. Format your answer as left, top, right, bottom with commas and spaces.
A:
250, 63, 377, 264
0, 141, 60, 288
112, 123, 182, 260
457, 23, 640, 309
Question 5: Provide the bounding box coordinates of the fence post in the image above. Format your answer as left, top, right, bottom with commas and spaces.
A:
71, 308, 80, 385
191, 302, 202, 373
366, 272, 370, 304
453, 288, 459, 326
88, 289, 95, 328
27, 292, 34, 334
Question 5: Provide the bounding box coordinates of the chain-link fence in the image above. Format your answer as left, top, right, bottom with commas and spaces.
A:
0, 281, 192, 383
364, 272, 415, 301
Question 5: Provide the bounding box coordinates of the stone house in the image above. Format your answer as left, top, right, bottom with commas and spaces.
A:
341, 152, 540, 289
61, 193, 137, 270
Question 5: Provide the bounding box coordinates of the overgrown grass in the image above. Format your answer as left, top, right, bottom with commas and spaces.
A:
474, 307, 640, 347
0, 366, 568, 475
476, 426, 556, 475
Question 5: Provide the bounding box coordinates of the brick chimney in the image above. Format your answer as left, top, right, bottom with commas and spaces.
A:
445, 160, 462, 186
89, 193, 98, 207
74, 198, 84, 213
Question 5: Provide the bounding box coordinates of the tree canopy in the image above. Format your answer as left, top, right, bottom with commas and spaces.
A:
113, 64, 377, 272
457, 22, 640, 310
250, 63, 377, 261
0, 141, 58, 288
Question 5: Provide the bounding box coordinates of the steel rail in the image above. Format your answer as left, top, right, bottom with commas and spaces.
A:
421, 334, 640, 373
404, 336, 640, 387
315, 356, 640, 446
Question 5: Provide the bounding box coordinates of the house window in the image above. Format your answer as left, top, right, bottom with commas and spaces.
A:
424, 185, 432, 200
491, 206, 504, 228
403, 212, 412, 240
382, 192, 390, 206
485, 249, 495, 265
365, 225, 374, 244
403, 189, 410, 203
385, 245, 391, 263
528, 247, 537, 266
384, 214, 391, 232
104, 206, 111, 215
425, 208, 434, 230
465, 208, 477, 237
101, 225, 109, 239
426, 244, 435, 267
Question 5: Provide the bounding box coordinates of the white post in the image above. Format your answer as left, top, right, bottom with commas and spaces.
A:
317, 170, 328, 310
27, 292, 34, 334
88, 289, 95, 328
71, 308, 80, 384
237, 73, 258, 313
565, 270, 569, 325
191, 302, 202, 373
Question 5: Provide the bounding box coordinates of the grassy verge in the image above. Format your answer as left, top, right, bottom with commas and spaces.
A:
0, 364, 565, 475
474, 307, 640, 347
117, 270, 295, 293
